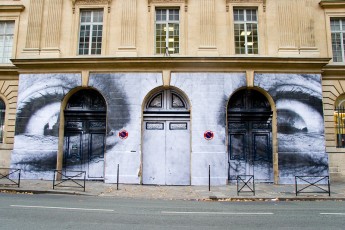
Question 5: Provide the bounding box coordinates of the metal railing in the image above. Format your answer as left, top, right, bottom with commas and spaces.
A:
53, 170, 86, 192
295, 176, 330, 196
237, 175, 255, 196
0, 168, 21, 187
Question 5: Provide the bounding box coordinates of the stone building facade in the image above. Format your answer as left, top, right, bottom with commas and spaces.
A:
0, 0, 344, 185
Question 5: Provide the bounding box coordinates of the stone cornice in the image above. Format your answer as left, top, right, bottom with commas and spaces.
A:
0, 66, 19, 78
148, 0, 188, 4
148, 0, 188, 12
0, 5, 25, 12
71, 0, 112, 5
11, 57, 331, 74
319, 1, 345, 8
226, 0, 266, 12
71, 0, 113, 13
322, 64, 345, 79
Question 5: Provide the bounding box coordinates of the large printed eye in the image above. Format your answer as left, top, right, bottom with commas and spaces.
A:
15, 92, 64, 136
277, 109, 307, 134
26, 102, 60, 135
276, 99, 324, 134
15, 74, 80, 136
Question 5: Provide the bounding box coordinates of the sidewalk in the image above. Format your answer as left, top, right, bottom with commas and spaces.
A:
1, 179, 344, 201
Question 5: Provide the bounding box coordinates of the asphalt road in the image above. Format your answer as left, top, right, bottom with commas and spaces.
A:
0, 193, 345, 230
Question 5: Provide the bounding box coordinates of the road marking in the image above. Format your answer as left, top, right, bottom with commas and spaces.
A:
10, 205, 114, 212
162, 211, 274, 215
320, 213, 345, 215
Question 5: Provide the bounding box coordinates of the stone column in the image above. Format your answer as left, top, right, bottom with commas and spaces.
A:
118, 0, 137, 56
198, 0, 218, 56
25, 0, 44, 52
42, 0, 63, 57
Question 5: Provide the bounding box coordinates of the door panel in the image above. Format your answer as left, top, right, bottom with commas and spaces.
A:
63, 132, 83, 178
228, 122, 273, 182
88, 133, 105, 178
143, 121, 190, 185
229, 133, 246, 180
143, 122, 166, 185
253, 133, 270, 161
63, 126, 105, 180
165, 122, 190, 185
229, 133, 246, 160
253, 133, 272, 182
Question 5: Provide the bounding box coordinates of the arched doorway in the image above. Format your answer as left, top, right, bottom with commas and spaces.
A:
63, 89, 106, 180
142, 89, 190, 185
228, 89, 273, 182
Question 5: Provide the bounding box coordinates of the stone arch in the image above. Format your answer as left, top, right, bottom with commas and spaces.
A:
142, 86, 191, 112
57, 87, 107, 180
227, 87, 279, 183
0, 80, 18, 145
322, 80, 345, 150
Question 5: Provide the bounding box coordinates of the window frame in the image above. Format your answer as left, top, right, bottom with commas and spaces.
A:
0, 13, 21, 65
233, 8, 259, 55
148, 0, 187, 56
70, 4, 109, 56
323, 6, 345, 64
330, 18, 345, 63
0, 21, 15, 63
154, 8, 180, 55
227, 1, 266, 55
334, 95, 345, 148
78, 9, 104, 56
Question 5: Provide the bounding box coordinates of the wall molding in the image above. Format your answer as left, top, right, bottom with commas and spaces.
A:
0, 5, 25, 12
226, 0, 266, 12
319, 1, 345, 9
71, 0, 113, 13
148, 0, 188, 12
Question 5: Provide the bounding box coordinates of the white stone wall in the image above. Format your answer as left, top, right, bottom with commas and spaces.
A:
171, 73, 246, 185
89, 73, 163, 184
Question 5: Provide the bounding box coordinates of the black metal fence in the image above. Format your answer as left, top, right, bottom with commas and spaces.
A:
0, 168, 21, 187
295, 176, 330, 196
53, 170, 86, 192
237, 175, 255, 196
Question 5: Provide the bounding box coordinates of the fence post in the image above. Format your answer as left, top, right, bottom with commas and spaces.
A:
18, 169, 21, 188
328, 176, 331, 196
209, 165, 211, 191
117, 164, 119, 190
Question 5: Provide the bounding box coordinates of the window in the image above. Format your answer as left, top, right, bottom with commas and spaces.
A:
78, 9, 103, 55
0, 99, 5, 143
334, 96, 345, 147
331, 18, 345, 62
233, 8, 258, 55
155, 8, 179, 55
0, 21, 14, 63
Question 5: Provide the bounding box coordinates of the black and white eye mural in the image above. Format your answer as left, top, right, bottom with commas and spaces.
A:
11, 73, 133, 180
254, 74, 328, 183
11, 74, 82, 178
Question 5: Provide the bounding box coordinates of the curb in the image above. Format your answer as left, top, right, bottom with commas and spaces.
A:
1, 188, 344, 201
0, 188, 88, 196
206, 196, 345, 202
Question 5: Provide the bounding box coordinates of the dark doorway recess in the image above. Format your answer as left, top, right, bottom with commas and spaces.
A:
63, 89, 106, 180
228, 89, 273, 183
